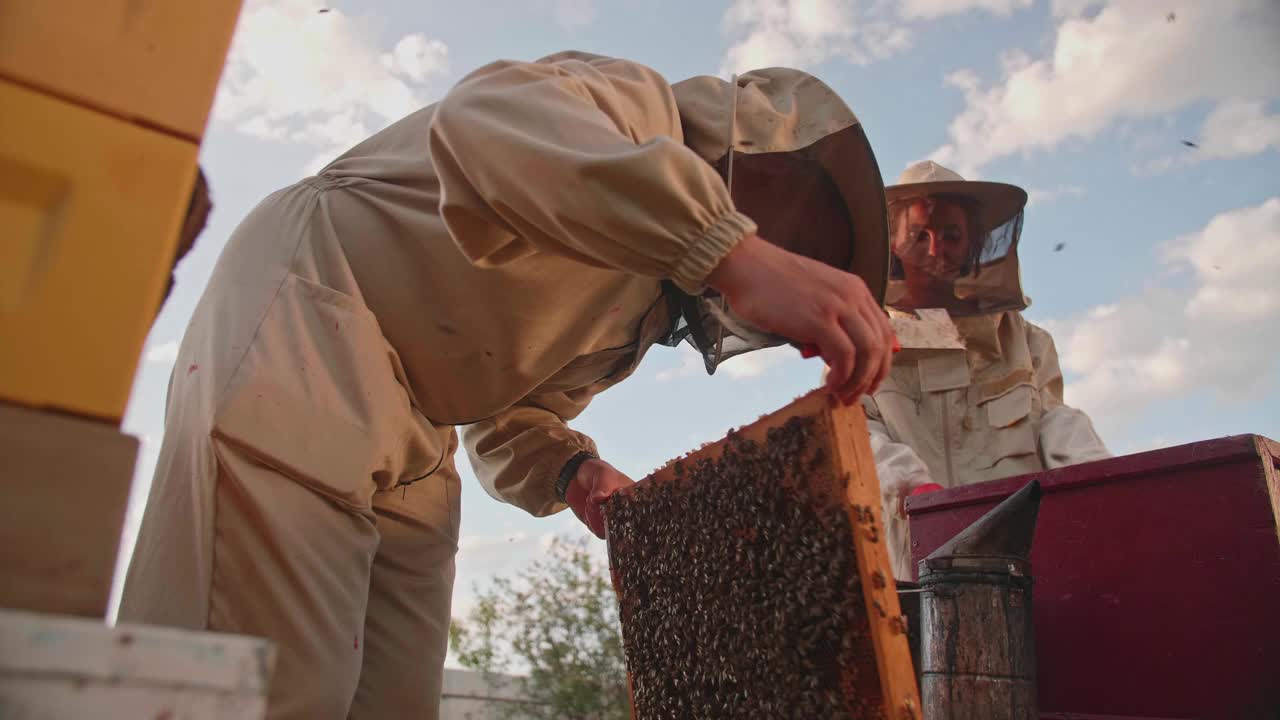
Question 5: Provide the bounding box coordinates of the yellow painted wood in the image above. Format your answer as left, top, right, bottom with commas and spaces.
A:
0, 80, 197, 420
617, 391, 921, 717
0, 0, 243, 141
829, 400, 924, 720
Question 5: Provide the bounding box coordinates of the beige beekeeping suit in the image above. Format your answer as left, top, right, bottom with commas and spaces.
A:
865, 309, 1111, 580
120, 51, 887, 720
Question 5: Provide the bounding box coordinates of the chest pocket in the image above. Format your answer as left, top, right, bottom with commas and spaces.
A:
536, 296, 670, 395
538, 344, 639, 393
974, 382, 1040, 471
986, 384, 1035, 428
212, 274, 445, 511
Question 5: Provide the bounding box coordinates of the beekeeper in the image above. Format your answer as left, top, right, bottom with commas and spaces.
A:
865, 161, 1111, 580
120, 51, 896, 720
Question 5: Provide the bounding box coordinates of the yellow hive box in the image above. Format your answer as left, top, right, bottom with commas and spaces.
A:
0, 0, 242, 141
0, 79, 197, 421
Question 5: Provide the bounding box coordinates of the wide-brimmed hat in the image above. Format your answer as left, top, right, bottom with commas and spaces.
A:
673, 69, 889, 304
883, 161, 1030, 316
885, 161, 1027, 232
533, 52, 892, 370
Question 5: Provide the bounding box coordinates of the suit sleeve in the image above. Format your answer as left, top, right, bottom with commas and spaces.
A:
429, 56, 755, 294
864, 394, 935, 580
1027, 322, 1113, 468
460, 390, 600, 516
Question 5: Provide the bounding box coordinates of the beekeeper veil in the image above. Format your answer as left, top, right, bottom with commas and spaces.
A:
660, 68, 890, 374
883, 161, 1029, 316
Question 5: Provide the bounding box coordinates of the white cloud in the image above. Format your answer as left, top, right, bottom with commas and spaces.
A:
213, 0, 449, 169
457, 530, 532, 554
655, 343, 799, 381
1195, 100, 1280, 160
452, 531, 539, 617
1167, 198, 1280, 324
108, 432, 161, 623
1027, 184, 1084, 207
720, 0, 912, 75
1048, 197, 1280, 439
237, 115, 288, 140
899, 0, 1031, 20
385, 34, 449, 83
719, 344, 797, 379
547, 0, 597, 30
1050, 0, 1103, 18
1117, 433, 1174, 455
144, 341, 180, 364
450, 527, 605, 623
655, 345, 704, 381
929, 0, 1280, 176
1141, 100, 1280, 174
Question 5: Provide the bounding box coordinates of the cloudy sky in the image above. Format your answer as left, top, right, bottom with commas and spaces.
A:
113, 0, 1280, 658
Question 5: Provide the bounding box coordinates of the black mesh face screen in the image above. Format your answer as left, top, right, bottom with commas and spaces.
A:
656, 282, 786, 376
885, 198, 1026, 316
728, 151, 855, 274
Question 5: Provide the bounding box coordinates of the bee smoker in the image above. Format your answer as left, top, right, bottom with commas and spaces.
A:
918, 479, 1042, 719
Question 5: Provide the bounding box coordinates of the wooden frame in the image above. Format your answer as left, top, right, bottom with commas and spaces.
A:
607, 390, 920, 719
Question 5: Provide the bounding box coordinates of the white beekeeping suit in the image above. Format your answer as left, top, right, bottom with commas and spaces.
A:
865, 162, 1111, 580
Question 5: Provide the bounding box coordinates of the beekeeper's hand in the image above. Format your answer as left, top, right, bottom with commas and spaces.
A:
566, 458, 634, 538
902, 482, 945, 516
708, 233, 895, 402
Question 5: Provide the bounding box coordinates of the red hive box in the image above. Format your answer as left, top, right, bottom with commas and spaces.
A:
907, 435, 1280, 720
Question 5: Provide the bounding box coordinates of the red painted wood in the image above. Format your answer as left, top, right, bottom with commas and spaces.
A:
907, 435, 1280, 720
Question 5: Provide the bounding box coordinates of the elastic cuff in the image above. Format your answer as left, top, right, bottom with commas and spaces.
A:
555, 451, 598, 502
669, 210, 756, 295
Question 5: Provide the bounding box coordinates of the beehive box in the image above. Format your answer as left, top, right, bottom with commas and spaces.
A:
907, 434, 1280, 720
605, 390, 920, 719
0, 0, 243, 141
0, 77, 198, 420
0, 401, 137, 617
0, 608, 275, 719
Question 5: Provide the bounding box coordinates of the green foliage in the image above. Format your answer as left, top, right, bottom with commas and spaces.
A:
449, 534, 630, 720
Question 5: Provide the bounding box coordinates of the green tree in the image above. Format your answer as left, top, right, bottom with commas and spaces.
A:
449, 534, 630, 720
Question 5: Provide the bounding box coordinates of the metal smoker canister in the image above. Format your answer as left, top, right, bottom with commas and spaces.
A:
918, 480, 1042, 720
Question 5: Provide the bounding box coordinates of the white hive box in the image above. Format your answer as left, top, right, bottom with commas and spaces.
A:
439, 669, 547, 719
0, 608, 274, 719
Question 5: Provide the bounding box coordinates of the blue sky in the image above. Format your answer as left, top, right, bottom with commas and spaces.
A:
112, 0, 1280, 645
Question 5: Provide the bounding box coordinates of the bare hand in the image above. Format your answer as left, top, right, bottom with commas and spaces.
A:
706, 233, 897, 402
565, 458, 634, 538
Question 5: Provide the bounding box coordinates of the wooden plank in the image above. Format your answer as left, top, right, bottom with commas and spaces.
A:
1256, 435, 1280, 546
0, 608, 274, 719
0, 401, 136, 617
906, 434, 1265, 516
606, 389, 920, 719
827, 397, 923, 720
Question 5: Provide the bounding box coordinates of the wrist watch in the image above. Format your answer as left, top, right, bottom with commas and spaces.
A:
555, 451, 597, 503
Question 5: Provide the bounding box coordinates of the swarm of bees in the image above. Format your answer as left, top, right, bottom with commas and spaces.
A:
606, 416, 884, 719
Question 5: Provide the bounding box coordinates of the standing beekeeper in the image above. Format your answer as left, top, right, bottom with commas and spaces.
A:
120, 51, 897, 719
864, 160, 1111, 580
